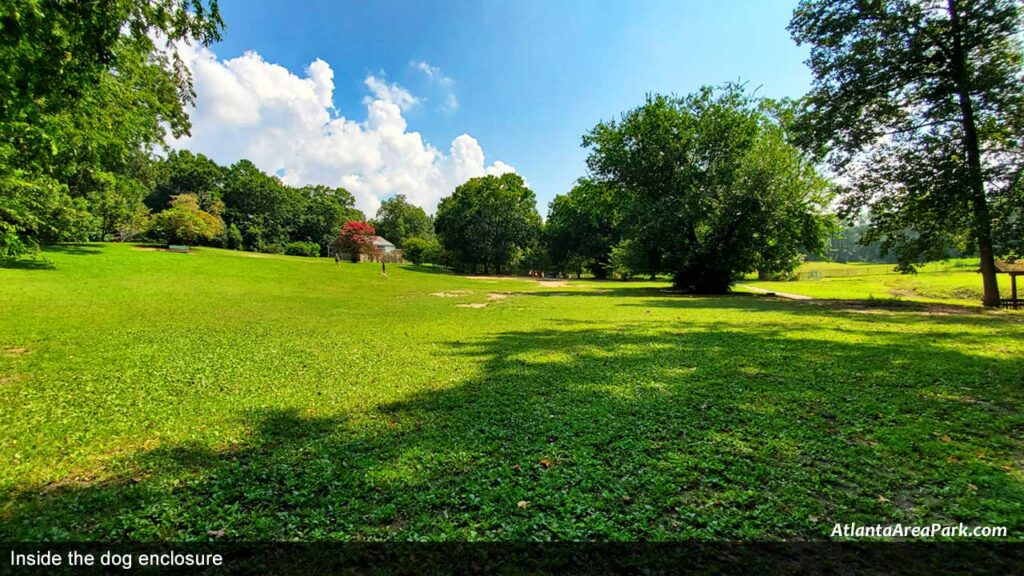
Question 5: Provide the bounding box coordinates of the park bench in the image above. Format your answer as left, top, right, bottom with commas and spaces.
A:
994, 261, 1022, 310
168, 245, 190, 253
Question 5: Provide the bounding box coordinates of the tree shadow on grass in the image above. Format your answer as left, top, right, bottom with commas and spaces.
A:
0, 257, 55, 271
518, 286, 1023, 333
1, 244, 106, 271
43, 243, 105, 256
396, 264, 454, 275
2, 322, 1023, 541
625, 295, 1024, 334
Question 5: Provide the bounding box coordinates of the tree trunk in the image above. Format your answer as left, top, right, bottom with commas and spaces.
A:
949, 0, 1000, 307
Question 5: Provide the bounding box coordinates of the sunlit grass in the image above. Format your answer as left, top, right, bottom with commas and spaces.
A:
744, 267, 1013, 305
1, 244, 1022, 541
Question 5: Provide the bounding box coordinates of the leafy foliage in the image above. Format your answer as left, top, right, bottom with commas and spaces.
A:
545, 179, 623, 278
371, 194, 433, 248
147, 194, 224, 246
222, 223, 244, 251
148, 154, 361, 254
609, 239, 658, 280
584, 85, 834, 293
402, 236, 444, 265
434, 174, 543, 274
333, 220, 377, 262
292, 185, 363, 256
221, 160, 297, 253
0, 0, 223, 257
284, 241, 320, 258
789, 0, 1024, 305
147, 150, 225, 213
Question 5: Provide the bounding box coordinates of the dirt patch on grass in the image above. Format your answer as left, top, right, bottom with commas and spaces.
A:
487, 293, 511, 300
888, 288, 917, 299
464, 275, 573, 288
0, 374, 24, 385
456, 303, 488, 309
465, 275, 521, 282
430, 290, 473, 297
1, 347, 30, 357
738, 284, 814, 300
132, 246, 194, 255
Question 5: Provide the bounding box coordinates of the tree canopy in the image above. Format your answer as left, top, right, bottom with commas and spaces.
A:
334, 220, 376, 263
584, 85, 834, 292
147, 150, 225, 213
789, 0, 1024, 306
434, 174, 543, 274
545, 179, 623, 279
371, 194, 433, 247
148, 193, 224, 246
0, 0, 223, 257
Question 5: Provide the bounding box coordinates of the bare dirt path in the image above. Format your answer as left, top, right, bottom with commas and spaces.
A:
736, 284, 814, 300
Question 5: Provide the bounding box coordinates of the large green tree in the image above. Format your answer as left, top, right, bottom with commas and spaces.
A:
293, 184, 362, 255
546, 179, 623, 279
148, 193, 223, 246
434, 174, 542, 274
584, 86, 834, 293
371, 194, 432, 247
0, 0, 223, 257
789, 0, 1024, 306
221, 160, 298, 252
148, 149, 225, 213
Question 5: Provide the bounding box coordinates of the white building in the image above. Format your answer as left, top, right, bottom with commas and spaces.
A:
372, 236, 396, 254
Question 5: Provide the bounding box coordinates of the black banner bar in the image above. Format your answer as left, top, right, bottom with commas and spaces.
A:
2, 542, 1023, 575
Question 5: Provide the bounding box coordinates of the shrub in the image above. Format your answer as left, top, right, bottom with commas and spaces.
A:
258, 242, 285, 255
224, 224, 244, 250
285, 241, 319, 257
609, 239, 653, 280
402, 236, 443, 265
148, 194, 224, 246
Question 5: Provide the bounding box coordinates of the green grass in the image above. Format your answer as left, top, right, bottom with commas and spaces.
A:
1, 243, 1023, 541
793, 258, 979, 274
741, 270, 1011, 305
743, 266, 1014, 305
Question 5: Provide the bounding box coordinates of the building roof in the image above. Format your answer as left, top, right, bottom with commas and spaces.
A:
995, 260, 1024, 274
371, 236, 395, 248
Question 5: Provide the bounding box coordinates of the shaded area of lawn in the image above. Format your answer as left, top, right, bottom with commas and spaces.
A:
3, 303, 1022, 540
1, 244, 107, 270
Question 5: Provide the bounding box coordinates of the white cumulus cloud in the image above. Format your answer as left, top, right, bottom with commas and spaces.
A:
411, 60, 458, 113
169, 46, 514, 214
363, 75, 419, 111
411, 60, 454, 86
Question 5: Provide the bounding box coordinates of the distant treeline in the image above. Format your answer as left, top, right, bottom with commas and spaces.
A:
815, 222, 967, 265
144, 151, 364, 256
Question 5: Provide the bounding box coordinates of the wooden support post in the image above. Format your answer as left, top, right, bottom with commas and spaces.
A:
1012, 274, 1018, 310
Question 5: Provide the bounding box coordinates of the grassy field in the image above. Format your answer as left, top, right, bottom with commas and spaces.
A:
744, 259, 1013, 305
1, 243, 1023, 541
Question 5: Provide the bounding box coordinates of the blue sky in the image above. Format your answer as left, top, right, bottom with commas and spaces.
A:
191, 0, 812, 214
